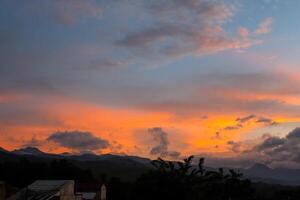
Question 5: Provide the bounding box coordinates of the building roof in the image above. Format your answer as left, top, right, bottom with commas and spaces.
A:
28, 180, 73, 191
7, 180, 74, 200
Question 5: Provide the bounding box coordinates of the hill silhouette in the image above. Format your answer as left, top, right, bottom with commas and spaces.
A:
2, 147, 300, 185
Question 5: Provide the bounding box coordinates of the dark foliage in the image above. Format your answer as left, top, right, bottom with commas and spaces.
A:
252, 182, 300, 200
131, 156, 253, 200
0, 158, 94, 188
2, 155, 300, 200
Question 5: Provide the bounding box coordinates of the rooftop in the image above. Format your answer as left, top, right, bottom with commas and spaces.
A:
7, 180, 74, 200
28, 180, 73, 191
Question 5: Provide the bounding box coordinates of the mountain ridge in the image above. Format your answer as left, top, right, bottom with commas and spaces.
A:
12, 147, 46, 155
2, 146, 300, 185
0, 146, 9, 152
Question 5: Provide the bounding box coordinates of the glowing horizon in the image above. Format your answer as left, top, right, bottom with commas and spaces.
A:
1, 0, 300, 168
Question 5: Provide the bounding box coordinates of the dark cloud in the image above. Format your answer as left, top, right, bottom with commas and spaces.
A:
255, 136, 285, 151
236, 115, 256, 123
224, 124, 243, 131
247, 128, 300, 167
47, 130, 110, 152
286, 127, 300, 139
256, 117, 278, 126
201, 130, 300, 169
222, 115, 278, 132
148, 127, 181, 159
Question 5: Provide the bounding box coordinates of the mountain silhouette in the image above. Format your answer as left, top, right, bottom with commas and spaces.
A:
12, 147, 46, 155
0, 147, 152, 181
249, 163, 271, 171
0, 146, 9, 153
2, 147, 300, 185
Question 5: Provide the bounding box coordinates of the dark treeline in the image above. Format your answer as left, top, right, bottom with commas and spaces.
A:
0, 158, 95, 188
1, 156, 300, 200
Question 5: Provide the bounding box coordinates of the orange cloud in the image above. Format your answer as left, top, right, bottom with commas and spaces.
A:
2, 69, 300, 157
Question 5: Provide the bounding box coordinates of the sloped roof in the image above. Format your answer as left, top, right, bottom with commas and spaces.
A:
28, 180, 72, 191
7, 180, 74, 200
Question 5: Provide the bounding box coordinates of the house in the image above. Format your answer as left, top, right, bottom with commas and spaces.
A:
6, 180, 106, 200
7, 180, 77, 200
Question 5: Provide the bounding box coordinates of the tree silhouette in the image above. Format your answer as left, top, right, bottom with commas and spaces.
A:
131, 156, 253, 200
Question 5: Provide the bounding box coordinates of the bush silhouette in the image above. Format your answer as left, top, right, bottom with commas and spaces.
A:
131, 156, 253, 200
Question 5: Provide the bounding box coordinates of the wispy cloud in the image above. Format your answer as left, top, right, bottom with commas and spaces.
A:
222, 115, 278, 133
236, 115, 257, 124
256, 117, 278, 125
255, 17, 273, 35
116, 0, 267, 64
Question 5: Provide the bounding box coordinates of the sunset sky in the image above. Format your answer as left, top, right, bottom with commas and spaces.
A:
1, 0, 300, 168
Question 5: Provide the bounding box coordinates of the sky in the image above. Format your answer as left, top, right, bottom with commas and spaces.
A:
1, 0, 300, 168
